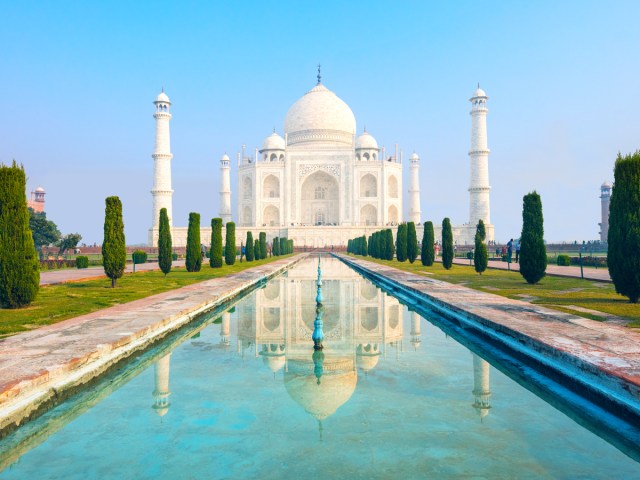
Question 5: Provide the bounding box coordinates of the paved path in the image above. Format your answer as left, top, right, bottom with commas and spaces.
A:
39, 260, 186, 286
337, 254, 640, 429
450, 257, 612, 282
0, 254, 306, 434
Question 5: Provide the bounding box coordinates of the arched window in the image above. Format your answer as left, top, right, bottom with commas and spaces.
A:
363, 152, 370, 161
388, 175, 398, 198
315, 211, 325, 225
263, 175, 280, 199
243, 177, 253, 199
315, 186, 326, 200
270, 153, 277, 162
360, 174, 377, 198
243, 206, 252, 225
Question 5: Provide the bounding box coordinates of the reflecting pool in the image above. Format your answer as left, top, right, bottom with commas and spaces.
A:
1, 257, 639, 479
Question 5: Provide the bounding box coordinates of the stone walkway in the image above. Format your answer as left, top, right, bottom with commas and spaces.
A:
39, 260, 187, 286
0, 254, 306, 435
451, 257, 612, 282
337, 254, 640, 423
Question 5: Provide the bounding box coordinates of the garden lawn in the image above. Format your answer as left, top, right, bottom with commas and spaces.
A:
0, 255, 293, 337
350, 255, 640, 327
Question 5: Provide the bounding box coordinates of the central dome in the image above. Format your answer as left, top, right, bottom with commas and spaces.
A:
284, 83, 356, 146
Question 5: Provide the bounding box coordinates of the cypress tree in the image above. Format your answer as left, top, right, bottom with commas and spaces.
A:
273, 236, 280, 256
259, 232, 267, 260
407, 221, 418, 263
442, 217, 453, 270
185, 212, 202, 272
246, 231, 254, 261
225, 222, 236, 265
519, 191, 547, 284
288, 239, 293, 253
608, 152, 640, 302
362, 235, 367, 256
421, 221, 434, 266
280, 237, 286, 255
158, 208, 172, 276
210, 218, 223, 268
474, 219, 488, 275
368, 235, 373, 256
102, 196, 126, 287
254, 238, 260, 259
396, 223, 408, 262
385, 229, 395, 260
0, 161, 40, 307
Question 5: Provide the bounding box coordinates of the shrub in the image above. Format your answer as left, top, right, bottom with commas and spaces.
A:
519, 191, 547, 284
76, 256, 89, 269
246, 232, 254, 261
474, 219, 488, 274
421, 221, 434, 266
608, 151, 640, 302
132, 250, 148, 265
0, 161, 40, 307
210, 218, 223, 268
225, 222, 236, 265
172, 253, 178, 261
158, 208, 172, 276
102, 196, 126, 288
186, 212, 202, 272
441, 218, 453, 270
557, 254, 571, 266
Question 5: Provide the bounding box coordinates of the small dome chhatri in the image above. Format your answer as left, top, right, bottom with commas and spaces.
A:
470, 83, 487, 100
355, 130, 379, 150
261, 131, 285, 151
155, 90, 171, 104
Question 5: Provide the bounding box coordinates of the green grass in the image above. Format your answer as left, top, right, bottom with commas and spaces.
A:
0, 255, 293, 337
348, 255, 640, 328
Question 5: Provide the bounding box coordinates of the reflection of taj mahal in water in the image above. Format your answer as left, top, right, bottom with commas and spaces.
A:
151, 258, 492, 424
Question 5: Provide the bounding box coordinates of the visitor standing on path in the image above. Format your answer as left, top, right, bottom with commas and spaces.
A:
515, 239, 521, 263
507, 238, 513, 263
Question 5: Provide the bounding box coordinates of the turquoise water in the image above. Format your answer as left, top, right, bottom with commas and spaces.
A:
0, 257, 638, 479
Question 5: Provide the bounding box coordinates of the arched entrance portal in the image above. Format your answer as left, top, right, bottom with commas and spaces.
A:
300, 171, 339, 225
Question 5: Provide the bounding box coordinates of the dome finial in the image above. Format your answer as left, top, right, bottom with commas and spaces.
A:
317, 64, 322, 84
364, 124, 367, 133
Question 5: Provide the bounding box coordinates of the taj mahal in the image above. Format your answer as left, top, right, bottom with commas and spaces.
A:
148, 70, 494, 247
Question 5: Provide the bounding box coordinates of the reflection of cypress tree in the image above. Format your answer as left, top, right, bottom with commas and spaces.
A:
158, 208, 172, 276
442, 217, 453, 270
474, 220, 488, 275
421, 221, 434, 266
210, 218, 223, 268
186, 212, 201, 272
407, 221, 418, 263
225, 222, 236, 265
608, 152, 640, 302
246, 231, 254, 261
519, 192, 547, 284
396, 223, 408, 262
0, 161, 40, 307
102, 196, 126, 287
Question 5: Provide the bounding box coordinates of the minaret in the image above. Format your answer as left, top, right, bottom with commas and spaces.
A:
599, 182, 612, 243
471, 353, 491, 419
408, 153, 421, 224
151, 90, 174, 229
151, 353, 172, 417
468, 85, 491, 227
219, 154, 232, 223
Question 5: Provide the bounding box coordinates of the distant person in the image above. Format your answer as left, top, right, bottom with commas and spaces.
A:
515, 240, 521, 263
507, 238, 513, 263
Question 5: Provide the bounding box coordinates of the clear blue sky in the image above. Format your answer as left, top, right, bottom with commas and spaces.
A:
1, 1, 638, 245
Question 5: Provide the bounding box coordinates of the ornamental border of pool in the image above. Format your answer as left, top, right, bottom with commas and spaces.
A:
336, 254, 640, 441
0, 254, 308, 437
